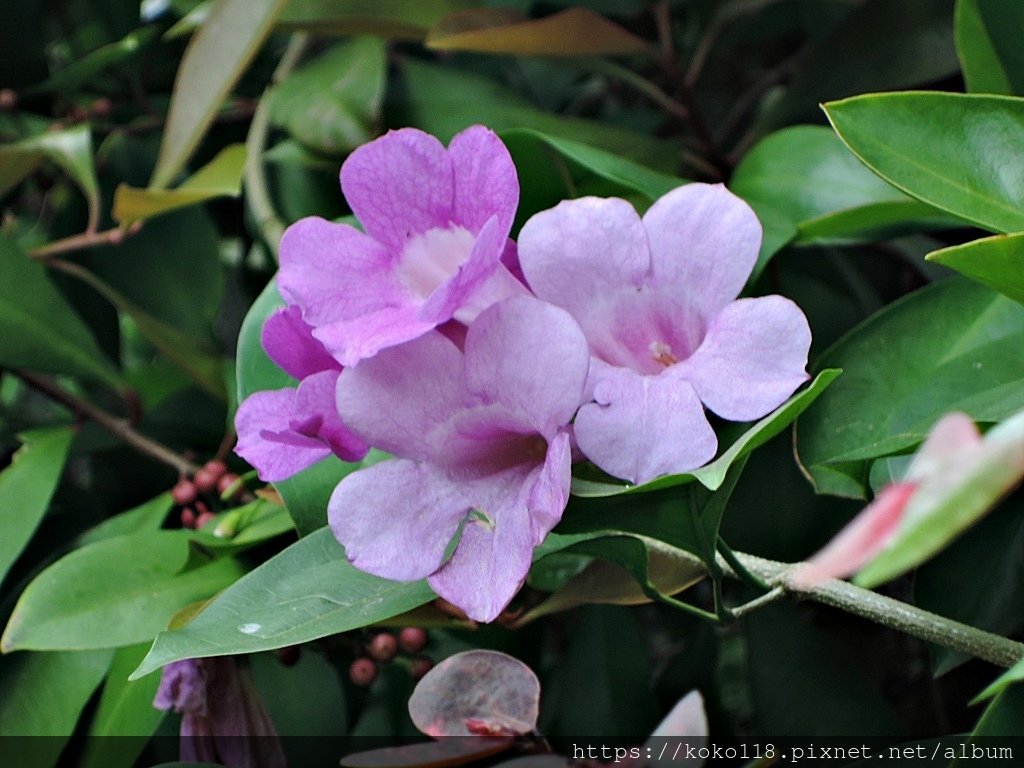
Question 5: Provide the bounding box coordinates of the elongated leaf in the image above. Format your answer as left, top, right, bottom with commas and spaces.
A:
927, 232, 1024, 305
958, 685, 1024, 742
976, 657, 1024, 702
0, 651, 113, 750
270, 38, 386, 156
77, 493, 174, 546
0, 235, 124, 389
0, 428, 74, 587
824, 92, 1024, 234
955, 0, 1024, 95
1, 531, 246, 652
425, 8, 649, 57
130, 528, 435, 679
0, 125, 100, 227
797, 279, 1024, 497
24, 27, 158, 95
151, 0, 288, 188
279, 0, 477, 39
79, 644, 164, 768
571, 369, 839, 498
114, 143, 246, 223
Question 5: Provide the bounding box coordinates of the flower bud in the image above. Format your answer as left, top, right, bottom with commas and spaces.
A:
398, 627, 428, 655
172, 480, 197, 506
349, 657, 377, 687
368, 633, 398, 663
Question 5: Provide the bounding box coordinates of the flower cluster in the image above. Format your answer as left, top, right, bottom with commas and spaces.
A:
236, 125, 811, 622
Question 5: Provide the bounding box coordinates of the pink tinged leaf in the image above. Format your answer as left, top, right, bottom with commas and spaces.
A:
671, 296, 811, 422
573, 365, 717, 485
328, 459, 471, 582
234, 388, 331, 482
463, 296, 591, 438
792, 482, 918, 587
448, 125, 520, 236
341, 740, 514, 768
408, 650, 540, 738
340, 128, 454, 252
260, 305, 340, 380
905, 411, 982, 482
643, 183, 761, 326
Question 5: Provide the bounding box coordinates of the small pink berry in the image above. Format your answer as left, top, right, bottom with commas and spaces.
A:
398, 627, 428, 655
217, 472, 242, 499
193, 469, 218, 494
171, 479, 197, 506
203, 460, 228, 479
368, 633, 398, 663
180, 508, 196, 528
349, 658, 377, 687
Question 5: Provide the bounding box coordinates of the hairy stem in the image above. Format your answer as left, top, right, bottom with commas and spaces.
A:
14, 370, 199, 476
728, 551, 1024, 669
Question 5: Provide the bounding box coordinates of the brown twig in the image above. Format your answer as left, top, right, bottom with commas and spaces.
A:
28, 222, 142, 259
13, 369, 199, 476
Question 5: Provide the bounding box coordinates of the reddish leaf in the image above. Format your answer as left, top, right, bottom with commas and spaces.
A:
409, 651, 540, 737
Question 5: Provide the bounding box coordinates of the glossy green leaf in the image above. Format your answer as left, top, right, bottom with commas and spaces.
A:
425, 7, 649, 57
151, 0, 288, 188
927, 232, 1024, 305
854, 408, 1024, 588
0, 428, 74, 587
236, 278, 291, 400
79, 644, 164, 768
824, 92, 1024, 234
77, 493, 174, 547
955, 0, 1024, 95
1, 531, 246, 652
24, 27, 158, 95
0, 125, 100, 227
279, 0, 477, 39
571, 369, 839, 498
270, 38, 386, 156
0, 651, 113, 755
130, 527, 435, 679
797, 279, 1024, 497
392, 58, 674, 170
731, 126, 957, 274
0, 235, 124, 389
189, 499, 295, 551
114, 143, 246, 223
976, 657, 1024, 702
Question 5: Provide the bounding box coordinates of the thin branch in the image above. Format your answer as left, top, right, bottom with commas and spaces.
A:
28, 223, 141, 259
14, 369, 199, 476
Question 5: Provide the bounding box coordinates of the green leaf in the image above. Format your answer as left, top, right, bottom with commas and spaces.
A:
270, 38, 386, 156
797, 279, 1024, 497
424, 7, 649, 57
927, 232, 1024, 305
571, 369, 840, 498
854, 408, 1024, 588
976, 657, 1024, 702
392, 58, 675, 170
0, 125, 100, 228
0, 235, 124, 389
236, 278, 292, 400
151, 0, 288, 188
77, 493, 174, 546
958, 685, 1024, 743
79, 644, 165, 768
114, 143, 246, 223
731, 125, 958, 274
0, 651, 113, 748
129, 527, 435, 679
1, 531, 246, 652
955, 0, 1024, 95
0, 428, 75, 587
823, 92, 1024, 234
23, 27, 158, 96
279, 0, 477, 39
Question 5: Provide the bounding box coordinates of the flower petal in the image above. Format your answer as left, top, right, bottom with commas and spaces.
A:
643, 183, 761, 324
340, 128, 454, 251
464, 296, 590, 437
428, 468, 537, 622
329, 459, 470, 581
527, 431, 572, 542
294, 371, 369, 462
261, 305, 339, 380
673, 296, 811, 421
278, 217, 405, 329
234, 389, 331, 482
574, 364, 717, 484
335, 330, 467, 461
449, 125, 519, 236
313, 305, 438, 368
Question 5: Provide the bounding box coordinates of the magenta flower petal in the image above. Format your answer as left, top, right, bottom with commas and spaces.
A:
427, 468, 537, 622
673, 296, 811, 421
643, 183, 761, 325
527, 431, 572, 541
340, 128, 453, 252
464, 296, 590, 438
336, 330, 467, 460
574, 364, 717, 484
449, 125, 519, 235
313, 305, 439, 368
329, 459, 470, 581
278, 217, 401, 329
235, 389, 332, 482
294, 370, 369, 461
261, 305, 339, 381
